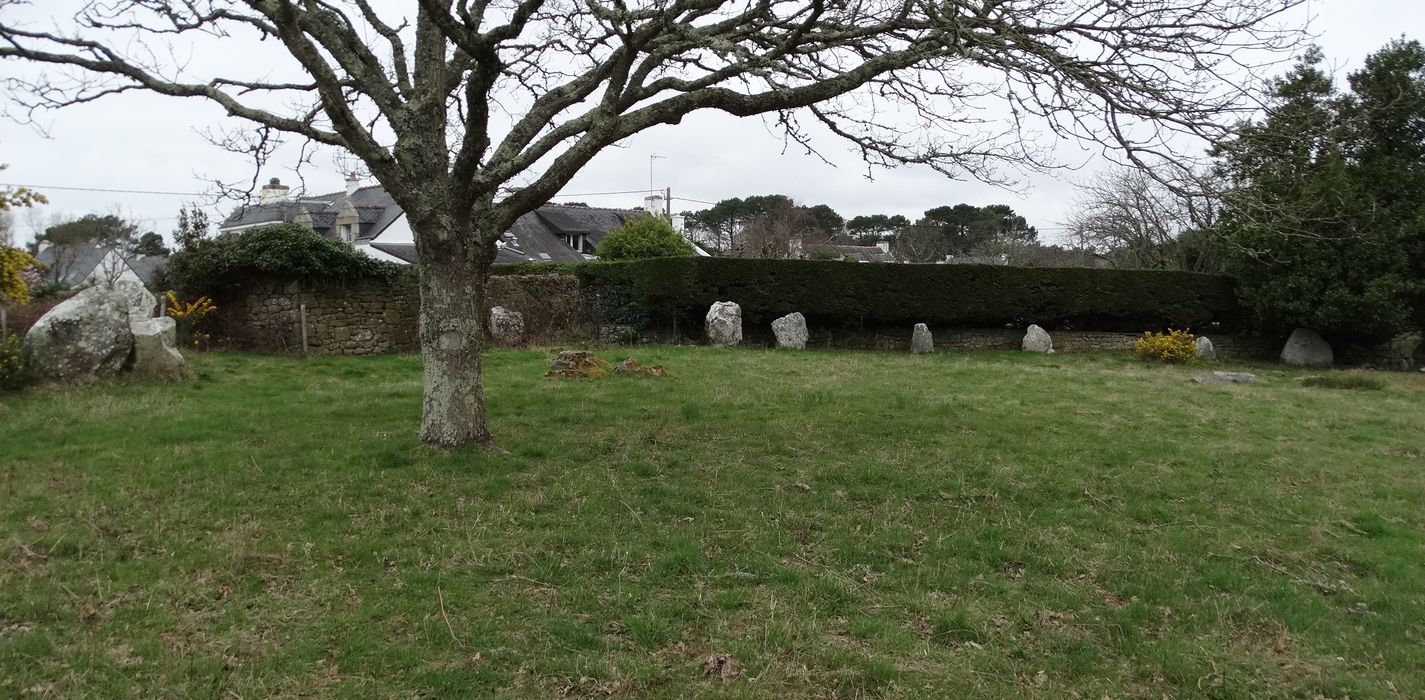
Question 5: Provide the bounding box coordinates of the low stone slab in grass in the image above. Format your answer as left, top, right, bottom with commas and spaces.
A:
1191, 371, 1257, 385
546, 350, 612, 379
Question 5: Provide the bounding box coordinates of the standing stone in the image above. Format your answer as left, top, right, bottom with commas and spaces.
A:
1281, 328, 1333, 368
705, 301, 742, 346
1022, 324, 1053, 353
771, 312, 808, 349
910, 323, 933, 354
489, 306, 525, 347
22, 286, 134, 381
113, 279, 157, 319
129, 316, 187, 380
1195, 336, 1217, 360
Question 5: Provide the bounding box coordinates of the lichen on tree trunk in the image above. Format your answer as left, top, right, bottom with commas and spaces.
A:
414, 215, 499, 449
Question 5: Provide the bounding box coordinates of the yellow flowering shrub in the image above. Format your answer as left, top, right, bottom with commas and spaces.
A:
1135, 329, 1197, 364
0, 246, 43, 304
165, 292, 218, 349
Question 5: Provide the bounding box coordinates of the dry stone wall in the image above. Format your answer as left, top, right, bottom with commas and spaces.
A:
210, 272, 1292, 363
212, 273, 587, 355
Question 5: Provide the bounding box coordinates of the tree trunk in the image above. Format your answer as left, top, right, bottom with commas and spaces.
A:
414, 214, 499, 449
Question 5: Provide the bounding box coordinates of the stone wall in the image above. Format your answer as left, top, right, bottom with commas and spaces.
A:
207, 273, 1361, 365
734, 324, 1280, 360
211, 273, 588, 355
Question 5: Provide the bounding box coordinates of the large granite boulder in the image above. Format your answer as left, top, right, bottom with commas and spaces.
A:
129, 316, 186, 380
1195, 336, 1217, 360
911, 323, 933, 354
1022, 324, 1053, 353
1281, 328, 1333, 368
114, 279, 157, 319
489, 306, 525, 347
22, 286, 134, 381
706, 301, 742, 347
772, 312, 808, 349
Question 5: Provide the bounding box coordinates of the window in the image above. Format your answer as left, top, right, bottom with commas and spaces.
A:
339, 224, 354, 243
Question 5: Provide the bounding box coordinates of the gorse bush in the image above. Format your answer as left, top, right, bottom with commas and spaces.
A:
0, 246, 44, 304
166, 292, 218, 349
1135, 329, 1197, 364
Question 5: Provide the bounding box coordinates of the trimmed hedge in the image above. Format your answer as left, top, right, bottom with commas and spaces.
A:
575, 257, 1246, 333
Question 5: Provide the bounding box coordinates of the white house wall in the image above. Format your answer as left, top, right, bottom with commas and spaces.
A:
361, 213, 412, 264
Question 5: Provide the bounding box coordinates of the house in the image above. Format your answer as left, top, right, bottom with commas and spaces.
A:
794, 240, 901, 263
219, 177, 684, 264
372, 203, 646, 265
218, 175, 405, 259
35, 243, 167, 288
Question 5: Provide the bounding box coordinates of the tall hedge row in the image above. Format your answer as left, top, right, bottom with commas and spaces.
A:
572, 257, 1246, 332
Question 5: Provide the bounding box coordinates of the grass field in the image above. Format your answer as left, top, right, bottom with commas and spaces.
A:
3, 348, 1424, 698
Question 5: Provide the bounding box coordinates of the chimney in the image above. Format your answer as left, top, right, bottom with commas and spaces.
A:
643, 194, 667, 219
876, 241, 891, 254
346, 172, 361, 196
259, 177, 290, 203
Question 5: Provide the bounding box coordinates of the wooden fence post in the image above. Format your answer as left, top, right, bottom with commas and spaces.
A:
299, 303, 309, 357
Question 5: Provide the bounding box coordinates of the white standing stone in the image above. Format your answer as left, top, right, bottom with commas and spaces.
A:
129, 316, 186, 379
113, 279, 157, 319
489, 306, 525, 347
705, 301, 742, 346
1022, 324, 1053, 353
1280, 328, 1333, 368
771, 312, 808, 349
22, 286, 134, 381
1195, 336, 1217, 360
910, 323, 933, 354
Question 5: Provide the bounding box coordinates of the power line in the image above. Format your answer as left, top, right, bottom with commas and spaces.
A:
7, 180, 730, 212
549, 188, 655, 198
0, 182, 209, 197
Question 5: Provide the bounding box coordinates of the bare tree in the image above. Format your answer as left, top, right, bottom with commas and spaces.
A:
894, 221, 951, 263
733, 199, 826, 259
0, 1, 1300, 448
1064, 167, 1219, 271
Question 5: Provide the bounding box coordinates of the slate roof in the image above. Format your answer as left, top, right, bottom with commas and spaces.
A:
370, 204, 645, 265
35, 245, 168, 285
803, 243, 900, 263
223, 179, 647, 265
36, 245, 107, 286
218, 185, 403, 242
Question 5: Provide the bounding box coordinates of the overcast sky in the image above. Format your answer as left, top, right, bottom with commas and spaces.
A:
2, 0, 1422, 247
